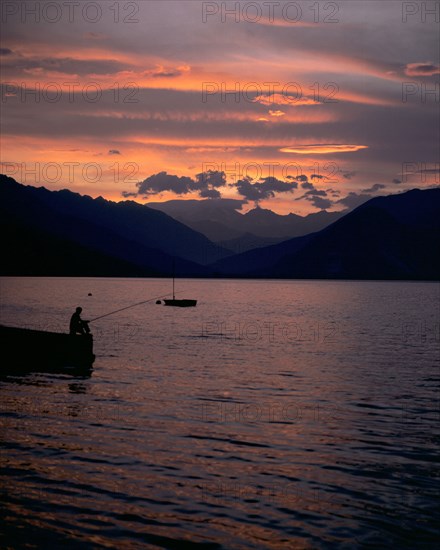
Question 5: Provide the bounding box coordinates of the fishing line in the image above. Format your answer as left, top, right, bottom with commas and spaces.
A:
88, 290, 182, 323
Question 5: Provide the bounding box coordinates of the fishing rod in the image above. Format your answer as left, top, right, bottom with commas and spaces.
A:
88, 290, 182, 323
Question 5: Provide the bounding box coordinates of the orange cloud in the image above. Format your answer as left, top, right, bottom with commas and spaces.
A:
142, 64, 191, 78
280, 144, 368, 154
268, 110, 286, 117
253, 93, 320, 106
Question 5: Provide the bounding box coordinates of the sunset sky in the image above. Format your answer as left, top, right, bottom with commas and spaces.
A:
1, 0, 439, 214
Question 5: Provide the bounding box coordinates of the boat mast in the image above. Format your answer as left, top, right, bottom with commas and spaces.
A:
172, 257, 175, 300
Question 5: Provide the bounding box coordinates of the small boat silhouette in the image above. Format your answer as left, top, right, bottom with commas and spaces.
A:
163, 259, 197, 307
163, 298, 197, 307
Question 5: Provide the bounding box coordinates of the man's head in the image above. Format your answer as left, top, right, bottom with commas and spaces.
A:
76, 307, 82, 314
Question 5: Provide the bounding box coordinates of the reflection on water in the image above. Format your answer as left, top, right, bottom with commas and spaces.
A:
1, 277, 439, 548
68, 382, 88, 394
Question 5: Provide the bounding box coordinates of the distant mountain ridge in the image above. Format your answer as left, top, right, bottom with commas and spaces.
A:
210, 188, 440, 280
147, 198, 344, 252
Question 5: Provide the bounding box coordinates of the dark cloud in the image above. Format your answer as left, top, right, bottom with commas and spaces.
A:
195, 170, 226, 188
297, 175, 309, 183
405, 62, 440, 76
145, 65, 190, 78
361, 183, 385, 193
125, 172, 195, 197
234, 176, 297, 203
108, 149, 121, 155
392, 178, 402, 184
1, 52, 187, 80
194, 170, 226, 198
337, 192, 372, 209
295, 180, 333, 210
310, 173, 325, 180
300, 181, 327, 197
308, 196, 333, 210
342, 171, 356, 180
261, 176, 298, 192
200, 188, 221, 198
0, 48, 13, 55
126, 172, 297, 203
305, 189, 327, 197
235, 179, 261, 202
301, 181, 314, 190
1, 56, 130, 76
123, 170, 227, 199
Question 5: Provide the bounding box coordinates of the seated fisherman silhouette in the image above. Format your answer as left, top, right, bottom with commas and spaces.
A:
70, 307, 90, 335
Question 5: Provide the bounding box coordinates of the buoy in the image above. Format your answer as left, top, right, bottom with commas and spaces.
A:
88, 293, 92, 296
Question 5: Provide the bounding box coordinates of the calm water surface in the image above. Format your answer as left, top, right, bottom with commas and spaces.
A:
1, 277, 439, 549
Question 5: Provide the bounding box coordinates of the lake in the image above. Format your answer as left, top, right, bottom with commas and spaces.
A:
1, 277, 439, 548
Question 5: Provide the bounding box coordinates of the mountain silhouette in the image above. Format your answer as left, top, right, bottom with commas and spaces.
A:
210, 188, 440, 280
147, 198, 344, 252
0, 175, 227, 276
2, 175, 438, 280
